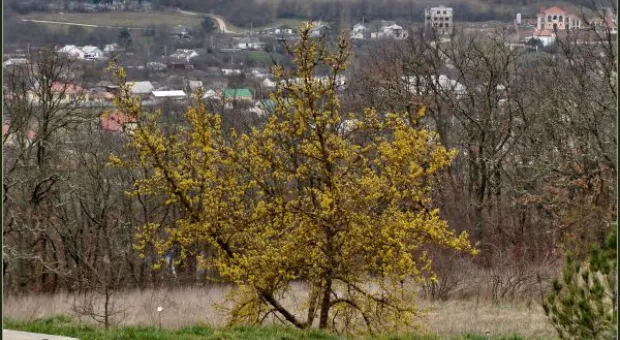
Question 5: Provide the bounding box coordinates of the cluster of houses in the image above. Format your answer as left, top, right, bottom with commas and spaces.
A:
351, 21, 410, 40
56, 43, 121, 61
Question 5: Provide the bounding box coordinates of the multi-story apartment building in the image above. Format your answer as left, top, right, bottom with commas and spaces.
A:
425, 6, 454, 35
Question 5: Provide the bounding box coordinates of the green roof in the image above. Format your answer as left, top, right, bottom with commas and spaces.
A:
224, 88, 252, 98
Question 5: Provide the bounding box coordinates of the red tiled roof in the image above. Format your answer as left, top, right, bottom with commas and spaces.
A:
539, 6, 570, 15
101, 111, 137, 132
50, 82, 84, 94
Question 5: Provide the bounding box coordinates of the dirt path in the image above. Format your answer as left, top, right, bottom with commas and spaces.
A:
175, 9, 238, 33
3, 330, 79, 340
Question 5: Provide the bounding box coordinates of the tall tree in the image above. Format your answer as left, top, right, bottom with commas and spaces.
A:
110, 23, 475, 335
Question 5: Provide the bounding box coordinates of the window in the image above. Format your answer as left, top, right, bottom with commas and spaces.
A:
445, 23, 449, 27
553, 15, 557, 20
559, 15, 563, 22
427, 16, 431, 20
443, 10, 447, 14
437, 10, 441, 14
446, 17, 450, 21
547, 15, 552, 22
565, 17, 569, 23
439, 23, 443, 27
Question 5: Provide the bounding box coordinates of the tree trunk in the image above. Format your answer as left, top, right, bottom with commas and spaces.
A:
318, 277, 332, 329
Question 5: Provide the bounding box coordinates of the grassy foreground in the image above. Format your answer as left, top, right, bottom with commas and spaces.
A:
4, 315, 553, 340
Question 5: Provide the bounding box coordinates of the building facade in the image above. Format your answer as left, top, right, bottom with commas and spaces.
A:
536, 7, 582, 30
425, 6, 454, 35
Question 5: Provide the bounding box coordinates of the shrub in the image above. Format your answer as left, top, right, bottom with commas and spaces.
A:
543, 223, 617, 339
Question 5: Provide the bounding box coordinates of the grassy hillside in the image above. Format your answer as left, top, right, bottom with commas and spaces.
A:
18, 11, 204, 28
4, 315, 556, 340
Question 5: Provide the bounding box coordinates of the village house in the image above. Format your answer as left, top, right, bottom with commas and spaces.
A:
128, 81, 155, 99
221, 68, 242, 76
167, 61, 194, 70
234, 37, 266, 50
146, 61, 167, 72
47, 82, 87, 102
310, 23, 330, 38
170, 49, 199, 61
528, 29, 556, 47
58, 45, 86, 59
351, 23, 370, 39
202, 89, 221, 101
2, 58, 29, 68
250, 68, 270, 79
372, 22, 408, 39
223, 88, 253, 108
537, 7, 582, 30
261, 78, 277, 89
104, 43, 122, 54
81, 46, 104, 60
100, 111, 137, 134
188, 80, 203, 93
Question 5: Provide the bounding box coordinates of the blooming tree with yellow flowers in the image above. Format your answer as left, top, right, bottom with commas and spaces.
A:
109, 23, 476, 335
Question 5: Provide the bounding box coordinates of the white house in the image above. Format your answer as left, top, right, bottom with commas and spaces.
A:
351, 23, 369, 39
81, 45, 104, 60
261, 78, 277, 88
104, 43, 121, 53
526, 30, 556, 47
372, 23, 408, 39
58, 45, 86, 59
234, 38, 266, 50
274, 25, 294, 35
202, 89, 220, 100
188, 80, 203, 92
170, 49, 199, 61
221, 68, 242, 76
3, 58, 29, 67
403, 74, 467, 98
250, 68, 270, 79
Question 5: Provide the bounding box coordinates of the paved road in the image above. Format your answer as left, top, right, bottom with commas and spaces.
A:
3, 330, 79, 340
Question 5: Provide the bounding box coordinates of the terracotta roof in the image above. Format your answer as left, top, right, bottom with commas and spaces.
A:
539, 6, 570, 15
101, 111, 137, 132
50, 82, 84, 95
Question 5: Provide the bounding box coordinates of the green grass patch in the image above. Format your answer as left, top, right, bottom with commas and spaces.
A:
18, 11, 203, 28
3, 316, 551, 340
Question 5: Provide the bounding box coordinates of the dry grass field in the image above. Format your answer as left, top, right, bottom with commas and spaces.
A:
3, 285, 557, 338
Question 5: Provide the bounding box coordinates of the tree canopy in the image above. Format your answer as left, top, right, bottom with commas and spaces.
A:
109, 23, 475, 335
